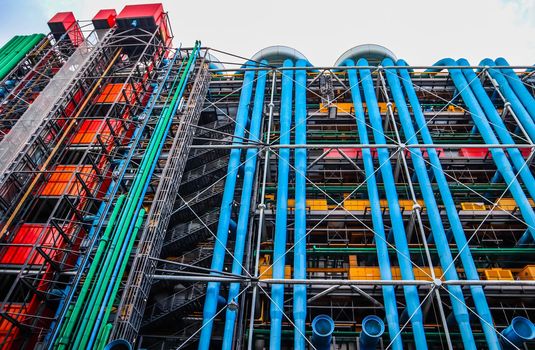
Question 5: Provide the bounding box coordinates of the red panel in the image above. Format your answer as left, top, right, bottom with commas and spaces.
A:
405, 148, 444, 159
324, 148, 360, 159
0, 224, 62, 265
92, 9, 117, 29
48, 12, 76, 27
460, 147, 531, 158
459, 147, 490, 158
48, 11, 83, 46
117, 3, 164, 23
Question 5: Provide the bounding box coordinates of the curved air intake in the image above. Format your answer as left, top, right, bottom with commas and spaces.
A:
334, 44, 397, 66
250, 45, 308, 66
204, 52, 225, 71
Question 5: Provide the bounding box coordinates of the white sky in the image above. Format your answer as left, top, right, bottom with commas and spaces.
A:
0, 0, 533, 66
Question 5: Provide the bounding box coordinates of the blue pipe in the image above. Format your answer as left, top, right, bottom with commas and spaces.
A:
269, 59, 294, 350
293, 58, 308, 350
501, 316, 535, 349
221, 60, 268, 350
428, 58, 535, 242
495, 57, 535, 120
357, 58, 428, 350
458, 59, 535, 202
198, 62, 257, 350
344, 59, 403, 350
359, 315, 385, 350
385, 58, 488, 350
479, 59, 535, 143
311, 315, 334, 350
517, 229, 533, 246
104, 338, 132, 350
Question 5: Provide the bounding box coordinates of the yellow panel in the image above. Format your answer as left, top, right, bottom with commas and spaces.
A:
484, 268, 514, 281
461, 202, 487, 211
319, 102, 354, 113
518, 265, 535, 280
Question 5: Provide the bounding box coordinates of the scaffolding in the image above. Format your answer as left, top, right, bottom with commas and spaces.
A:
0, 4, 534, 350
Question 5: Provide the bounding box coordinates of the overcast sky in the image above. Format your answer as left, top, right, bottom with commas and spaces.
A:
0, 0, 533, 66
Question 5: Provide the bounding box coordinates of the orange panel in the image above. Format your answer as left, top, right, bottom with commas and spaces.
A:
95, 83, 141, 104
71, 119, 120, 144
0, 224, 63, 265
40, 165, 96, 196
0, 304, 27, 346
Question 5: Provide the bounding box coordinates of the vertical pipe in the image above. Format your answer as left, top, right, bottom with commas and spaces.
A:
383, 58, 483, 350
91, 209, 146, 349
357, 58, 428, 350
56, 195, 126, 347
246, 69, 277, 350
458, 59, 535, 202
269, 59, 294, 350
344, 59, 403, 350
198, 62, 257, 350
494, 58, 535, 120
397, 59, 502, 350
428, 58, 535, 242
221, 60, 268, 350
293, 58, 307, 350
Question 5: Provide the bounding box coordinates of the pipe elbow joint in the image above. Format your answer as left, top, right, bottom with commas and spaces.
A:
359, 315, 385, 350
104, 339, 132, 350
311, 315, 335, 350
501, 316, 535, 349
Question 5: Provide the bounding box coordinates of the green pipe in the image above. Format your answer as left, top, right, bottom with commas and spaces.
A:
73, 42, 200, 349
0, 36, 26, 61
67, 49, 188, 349
0, 34, 44, 80
96, 324, 113, 350
56, 195, 126, 347
94, 210, 145, 349
0, 36, 23, 62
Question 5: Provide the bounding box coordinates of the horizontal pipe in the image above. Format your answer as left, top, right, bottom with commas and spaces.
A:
188, 143, 535, 150
208, 65, 535, 72
150, 275, 535, 286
